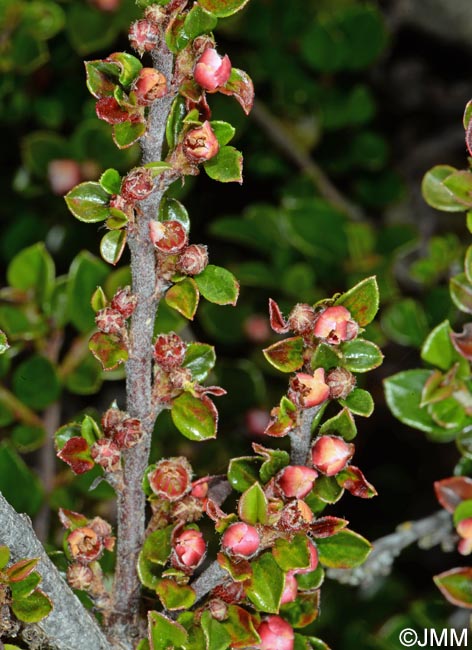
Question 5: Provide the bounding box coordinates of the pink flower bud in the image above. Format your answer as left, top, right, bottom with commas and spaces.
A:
288, 370, 330, 409
257, 616, 294, 650
148, 457, 192, 501
129, 19, 160, 55
194, 48, 232, 91
95, 308, 126, 335
149, 220, 188, 254
458, 537, 472, 555
91, 439, 121, 473
111, 287, 137, 319
88, 516, 113, 543
121, 168, 154, 202
191, 477, 209, 499
287, 303, 317, 335
457, 517, 472, 539
183, 121, 219, 163
48, 159, 81, 195
153, 332, 187, 370
95, 97, 129, 124
311, 436, 354, 476
178, 244, 209, 275
222, 522, 260, 557
280, 572, 298, 604
313, 306, 358, 344
293, 540, 318, 575
132, 68, 167, 105
325, 367, 356, 400
67, 563, 94, 590
67, 527, 103, 563
113, 418, 142, 449
173, 529, 206, 569
276, 466, 318, 499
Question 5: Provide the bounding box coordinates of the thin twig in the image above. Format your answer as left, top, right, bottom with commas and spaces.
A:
289, 406, 320, 465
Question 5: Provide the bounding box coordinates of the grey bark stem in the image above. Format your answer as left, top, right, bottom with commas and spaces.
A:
108, 45, 175, 648
0, 492, 111, 650
289, 406, 320, 465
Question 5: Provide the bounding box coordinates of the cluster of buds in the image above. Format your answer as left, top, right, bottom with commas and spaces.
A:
95, 286, 137, 339
91, 406, 143, 473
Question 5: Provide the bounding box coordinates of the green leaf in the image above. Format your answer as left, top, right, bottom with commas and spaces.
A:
319, 408, 357, 441
201, 611, 231, 650
384, 369, 460, 441
10, 571, 41, 600
0, 330, 9, 355
311, 475, 344, 504
295, 565, 325, 592
100, 230, 127, 266
263, 336, 305, 373
7, 243, 55, 307
12, 425, 46, 453
182, 342, 216, 382
99, 168, 121, 194
421, 320, 464, 371
339, 388, 374, 417
255, 445, 290, 483
159, 196, 190, 233
316, 529, 371, 569
204, 146, 243, 183
238, 482, 267, 524
148, 611, 188, 650
228, 457, 261, 492
195, 265, 239, 305
91, 286, 108, 312
453, 500, 472, 526
65, 182, 111, 223
171, 393, 217, 441
165, 278, 200, 320
443, 171, 472, 207
138, 527, 173, 589
0, 545, 10, 569
466, 245, 472, 285
108, 52, 143, 88
223, 605, 260, 649
68, 251, 109, 333
166, 96, 187, 150
211, 121, 236, 146
381, 298, 429, 348
65, 355, 103, 396
0, 443, 44, 516
335, 276, 379, 326
175, 5, 218, 50
12, 355, 60, 410
422, 165, 465, 212
89, 332, 128, 371
197, 0, 250, 18
85, 60, 120, 98
246, 552, 285, 613
450, 273, 472, 314
281, 591, 320, 629
80, 415, 101, 446
311, 342, 342, 371
11, 589, 52, 623
156, 580, 196, 610
22, 131, 67, 178
272, 534, 310, 572
113, 120, 146, 149
434, 568, 472, 609
341, 338, 383, 373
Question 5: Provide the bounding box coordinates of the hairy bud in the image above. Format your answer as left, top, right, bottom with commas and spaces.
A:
95, 308, 126, 335
287, 303, 317, 335
194, 48, 232, 91
132, 68, 167, 105
178, 244, 209, 275
67, 563, 94, 590
221, 522, 260, 558
276, 465, 318, 499
311, 436, 354, 476
208, 598, 228, 621
325, 367, 356, 400
183, 121, 219, 163
121, 167, 154, 202
129, 19, 160, 55
173, 529, 206, 570
313, 305, 358, 344
288, 369, 330, 409
111, 287, 137, 319
91, 439, 121, 473
153, 332, 187, 370
148, 457, 192, 501
149, 220, 188, 254
257, 616, 294, 650
278, 499, 313, 532
113, 417, 142, 449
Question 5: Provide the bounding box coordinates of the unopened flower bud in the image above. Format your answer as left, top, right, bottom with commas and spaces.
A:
153, 332, 187, 370
280, 572, 298, 604
292, 540, 318, 575
148, 457, 192, 501
221, 522, 260, 558
121, 168, 154, 202
178, 244, 209, 275
91, 439, 121, 473
67, 563, 94, 590
89, 516, 113, 542
457, 518, 472, 539
325, 367, 356, 400
208, 598, 228, 621
48, 159, 81, 196
194, 48, 232, 91
113, 418, 142, 449
169, 367, 192, 391
257, 616, 294, 650
276, 466, 318, 499
313, 306, 358, 344
191, 477, 209, 499
149, 220, 188, 254
458, 537, 472, 555
311, 436, 354, 476
129, 19, 160, 55
183, 121, 219, 163
132, 68, 167, 105
288, 369, 330, 409
95, 308, 126, 335
287, 303, 317, 335
111, 287, 137, 319
101, 407, 126, 437
68, 527, 103, 563
173, 529, 206, 569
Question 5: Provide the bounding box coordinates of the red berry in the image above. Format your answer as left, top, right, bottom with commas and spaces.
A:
194, 48, 232, 91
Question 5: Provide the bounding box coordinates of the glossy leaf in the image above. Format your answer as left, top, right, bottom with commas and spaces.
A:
422, 165, 464, 212
341, 338, 383, 373
195, 265, 239, 305
198, 0, 250, 18
450, 273, 472, 314
10, 571, 41, 600
336, 466, 377, 498
159, 196, 190, 232
138, 527, 173, 589
254, 443, 290, 483
311, 475, 344, 504
113, 120, 146, 149
165, 278, 200, 320
171, 393, 217, 441
211, 121, 236, 146
57, 437, 94, 475
263, 336, 304, 373
443, 171, 472, 207
89, 332, 128, 370
100, 230, 127, 266
11, 589, 52, 623
201, 610, 231, 650
238, 482, 268, 524
316, 529, 371, 569
65, 182, 111, 223
0, 330, 8, 355
166, 96, 187, 150
434, 568, 472, 609
182, 343, 216, 381
223, 605, 260, 649
311, 342, 342, 371
175, 5, 218, 50
319, 408, 357, 441
108, 52, 143, 87
281, 591, 320, 628
148, 611, 188, 650
335, 276, 379, 326
339, 388, 374, 417
85, 60, 120, 98
246, 552, 285, 613
228, 457, 261, 492
204, 147, 243, 183
435, 477, 472, 513
99, 168, 121, 194
7, 243, 55, 307
272, 534, 310, 572
156, 580, 196, 610
421, 320, 465, 371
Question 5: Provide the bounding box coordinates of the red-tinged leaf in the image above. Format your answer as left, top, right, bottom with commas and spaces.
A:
65, 182, 110, 223
281, 590, 320, 628
58, 508, 89, 531
268, 298, 289, 334
57, 437, 94, 475
194, 385, 227, 397
310, 516, 349, 539
217, 552, 252, 582
264, 397, 298, 438
434, 567, 472, 608
89, 332, 128, 370
171, 393, 218, 441
11, 588, 52, 623
450, 323, 472, 360
156, 579, 196, 610
220, 68, 254, 115
336, 466, 377, 499
96, 97, 130, 124
263, 336, 305, 373
85, 60, 120, 99
6, 558, 39, 583
435, 477, 472, 513
165, 278, 200, 320
335, 276, 379, 327
113, 120, 146, 149
224, 605, 261, 649
148, 611, 188, 650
